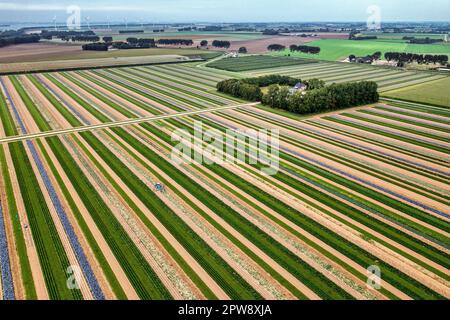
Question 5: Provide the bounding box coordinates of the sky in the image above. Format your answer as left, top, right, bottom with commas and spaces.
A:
0, 0, 449, 24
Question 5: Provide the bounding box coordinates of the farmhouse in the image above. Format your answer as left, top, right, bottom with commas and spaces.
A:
289, 82, 307, 94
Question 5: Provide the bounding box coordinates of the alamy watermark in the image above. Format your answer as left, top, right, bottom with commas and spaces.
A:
171, 121, 280, 176
66, 265, 82, 290
367, 5, 382, 30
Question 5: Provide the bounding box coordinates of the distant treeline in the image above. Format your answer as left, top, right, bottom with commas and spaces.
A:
404, 36, 444, 44
119, 30, 144, 34
289, 45, 320, 54
40, 30, 95, 40
385, 52, 448, 65
82, 37, 157, 51
212, 40, 231, 48
217, 75, 378, 114
157, 39, 194, 46
349, 31, 377, 40
262, 29, 280, 35
0, 32, 40, 48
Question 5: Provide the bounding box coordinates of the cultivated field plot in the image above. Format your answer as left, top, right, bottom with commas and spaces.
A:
382, 77, 450, 108
0, 64, 449, 300
206, 55, 317, 72
221, 60, 450, 92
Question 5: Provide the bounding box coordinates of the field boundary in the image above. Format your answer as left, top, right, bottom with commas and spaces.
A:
0, 58, 204, 76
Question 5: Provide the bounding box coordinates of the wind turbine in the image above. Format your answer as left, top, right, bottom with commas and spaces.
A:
107, 16, 111, 30
124, 18, 128, 29
52, 15, 57, 31
85, 16, 91, 30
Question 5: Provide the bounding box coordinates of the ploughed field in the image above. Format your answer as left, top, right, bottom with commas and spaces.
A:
207, 56, 449, 92
0, 62, 449, 300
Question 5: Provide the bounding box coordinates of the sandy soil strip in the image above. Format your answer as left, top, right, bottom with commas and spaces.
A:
104, 127, 297, 300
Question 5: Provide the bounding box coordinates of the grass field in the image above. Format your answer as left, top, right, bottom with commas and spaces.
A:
206, 55, 317, 72
0, 61, 448, 300
382, 77, 450, 108
272, 39, 450, 61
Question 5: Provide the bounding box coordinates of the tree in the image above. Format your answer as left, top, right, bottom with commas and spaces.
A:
200, 40, 208, 47
103, 36, 113, 43
126, 37, 139, 45
238, 47, 248, 54
267, 44, 286, 51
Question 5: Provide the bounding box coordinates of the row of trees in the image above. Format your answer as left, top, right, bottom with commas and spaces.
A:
408, 37, 443, 44
262, 81, 378, 114
0, 34, 40, 48
82, 42, 109, 51
385, 52, 449, 65
212, 40, 231, 48
267, 44, 286, 51
40, 30, 95, 39
70, 35, 100, 42
217, 76, 378, 115
289, 45, 321, 54
157, 39, 194, 46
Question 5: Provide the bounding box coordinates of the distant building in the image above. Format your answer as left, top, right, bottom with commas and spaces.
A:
289, 82, 307, 94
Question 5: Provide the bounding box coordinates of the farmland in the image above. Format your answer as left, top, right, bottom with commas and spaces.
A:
206, 55, 317, 72
0, 61, 448, 301
382, 77, 450, 108
272, 39, 450, 61
205, 56, 449, 92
